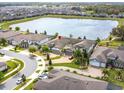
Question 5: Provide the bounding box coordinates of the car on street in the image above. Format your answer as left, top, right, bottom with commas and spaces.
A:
16, 78, 23, 85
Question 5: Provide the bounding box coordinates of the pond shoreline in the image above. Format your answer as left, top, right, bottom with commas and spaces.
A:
0, 14, 122, 30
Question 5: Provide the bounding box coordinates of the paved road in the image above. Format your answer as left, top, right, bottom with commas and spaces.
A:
0, 49, 37, 90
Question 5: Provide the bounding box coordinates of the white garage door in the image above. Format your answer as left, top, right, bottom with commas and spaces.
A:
90, 60, 100, 67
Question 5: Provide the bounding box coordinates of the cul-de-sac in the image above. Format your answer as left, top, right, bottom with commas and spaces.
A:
0, 2, 124, 90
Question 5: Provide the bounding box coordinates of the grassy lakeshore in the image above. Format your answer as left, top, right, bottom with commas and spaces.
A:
0, 14, 124, 30
0, 14, 123, 48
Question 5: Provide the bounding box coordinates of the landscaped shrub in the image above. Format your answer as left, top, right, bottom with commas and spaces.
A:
48, 66, 54, 71
43, 70, 48, 72
73, 70, 77, 74
66, 69, 70, 72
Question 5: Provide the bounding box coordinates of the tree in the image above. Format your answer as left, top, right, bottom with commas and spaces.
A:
26, 29, 30, 33
73, 49, 89, 68
83, 36, 86, 39
109, 36, 112, 41
69, 34, 73, 38
49, 59, 52, 66
0, 38, 7, 46
112, 25, 124, 41
15, 27, 20, 31
14, 45, 19, 51
9, 27, 12, 30
53, 32, 59, 38
44, 30, 47, 35
28, 45, 37, 53
78, 37, 82, 39
96, 37, 101, 43
35, 30, 38, 34
46, 53, 50, 60
0, 71, 4, 80
102, 69, 109, 78
41, 45, 50, 53
21, 74, 26, 82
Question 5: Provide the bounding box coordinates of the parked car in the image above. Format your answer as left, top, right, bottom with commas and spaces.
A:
16, 78, 23, 85
36, 57, 42, 61
38, 72, 48, 80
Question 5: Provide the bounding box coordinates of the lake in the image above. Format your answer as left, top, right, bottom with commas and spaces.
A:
10, 18, 118, 40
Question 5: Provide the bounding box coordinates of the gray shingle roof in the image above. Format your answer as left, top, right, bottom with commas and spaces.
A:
34, 69, 122, 90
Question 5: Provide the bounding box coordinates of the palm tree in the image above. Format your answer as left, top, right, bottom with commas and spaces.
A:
102, 69, 109, 78
49, 59, 52, 66
35, 30, 38, 34
44, 30, 47, 35
69, 34, 73, 38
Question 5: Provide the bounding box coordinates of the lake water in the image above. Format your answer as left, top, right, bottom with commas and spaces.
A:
10, 18, 118, 40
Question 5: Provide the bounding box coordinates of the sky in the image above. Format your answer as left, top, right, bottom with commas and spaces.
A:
0, 0, 123, 2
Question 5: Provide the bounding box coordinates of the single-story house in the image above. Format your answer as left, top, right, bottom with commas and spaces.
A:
0, 62, 7, 72
9, 33, 51, 48
73, 39, 96, 56
90, 46, 124, 68
34, 69, 122, 90
0, 30, 21, 40
46, 36, 82, 55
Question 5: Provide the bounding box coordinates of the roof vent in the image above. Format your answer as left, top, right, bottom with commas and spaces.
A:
65, 77, 69, 80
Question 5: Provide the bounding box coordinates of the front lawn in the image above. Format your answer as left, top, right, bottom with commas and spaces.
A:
0, 59, 24, 83
9, 48, 24, 53
52, 62, 80, 69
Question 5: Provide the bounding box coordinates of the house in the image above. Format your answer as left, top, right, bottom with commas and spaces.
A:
34, 69, 122, 90
9, 33, 51, 48
73, 39, 96, 56
90, 46, 124, 68
46, 36, 82, 55
0, 62, 7, 72
0, 30, 21, 40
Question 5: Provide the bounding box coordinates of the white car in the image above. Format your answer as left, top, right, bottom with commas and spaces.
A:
38, 73, 48, 80
36, 57, 42, 61
16, 78, 23, 85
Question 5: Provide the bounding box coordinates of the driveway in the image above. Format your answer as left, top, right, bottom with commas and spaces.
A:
0, 49, 37, 90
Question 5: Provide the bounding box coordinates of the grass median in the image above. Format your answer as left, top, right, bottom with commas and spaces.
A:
0, 59, 24, 84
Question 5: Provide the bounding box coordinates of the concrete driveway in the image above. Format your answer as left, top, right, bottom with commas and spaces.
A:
0, 49, 37, 90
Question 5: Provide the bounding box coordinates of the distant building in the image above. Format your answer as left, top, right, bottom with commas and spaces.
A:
34, 69, 122, 90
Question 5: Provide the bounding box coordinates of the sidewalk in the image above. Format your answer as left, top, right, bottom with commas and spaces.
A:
19, 54, 46, 90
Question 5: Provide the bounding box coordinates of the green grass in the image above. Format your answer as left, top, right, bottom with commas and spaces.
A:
52, 62, 79, 69
1, 14, 124, 30
35, 70, 40, 73
0, 59, 24, 83
99, 40, 124, 48
24, 79, 38, 90
14, 79, 31, 90
102, 69, 124, 88
9, 48, 24, 53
